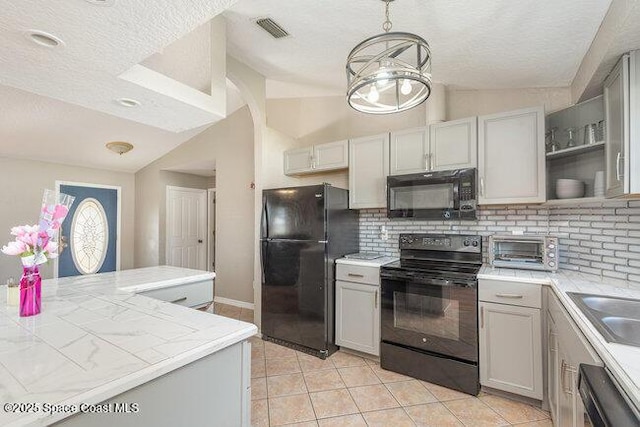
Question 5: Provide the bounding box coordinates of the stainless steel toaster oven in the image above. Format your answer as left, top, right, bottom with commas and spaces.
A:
488, 235, 559, 271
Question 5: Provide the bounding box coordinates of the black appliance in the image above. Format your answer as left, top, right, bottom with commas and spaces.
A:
380, 233, 482, 395
260, 184, 358, 359
578, 364, 640, 427
387, 168, 477, 220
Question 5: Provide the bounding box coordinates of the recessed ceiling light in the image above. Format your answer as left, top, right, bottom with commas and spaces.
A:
106, 141, 134, 155
115, 98, 141, 108
25, 30, 64, 48
84, 0, 116, 5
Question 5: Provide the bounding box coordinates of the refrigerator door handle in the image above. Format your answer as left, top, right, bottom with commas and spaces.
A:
261, 196, 269, 239
260, 240, 267, 285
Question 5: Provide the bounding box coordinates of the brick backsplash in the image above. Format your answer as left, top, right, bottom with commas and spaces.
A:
358, 200, 640, 287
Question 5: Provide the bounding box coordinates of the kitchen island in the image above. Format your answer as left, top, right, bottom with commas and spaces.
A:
0, 266, 257, 426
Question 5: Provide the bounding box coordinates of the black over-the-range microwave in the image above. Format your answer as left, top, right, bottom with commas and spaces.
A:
386, 168, 477, 220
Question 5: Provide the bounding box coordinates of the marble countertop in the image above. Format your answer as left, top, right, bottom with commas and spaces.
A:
336, 256, 399, 267
479, 265, 640, 413
0, 266, 257, 426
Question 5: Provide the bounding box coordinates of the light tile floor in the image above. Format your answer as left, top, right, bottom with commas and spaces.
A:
212, 303, 552, 427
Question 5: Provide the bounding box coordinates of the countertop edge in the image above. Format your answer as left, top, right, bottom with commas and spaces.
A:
118, 272, 215, 293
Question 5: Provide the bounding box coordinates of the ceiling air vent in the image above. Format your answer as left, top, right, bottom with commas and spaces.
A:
255, 18, 290, 39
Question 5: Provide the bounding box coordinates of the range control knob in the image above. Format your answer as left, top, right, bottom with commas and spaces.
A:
443, 211, 452, 219
548, 253, 555, 258
472, 240, 479, 247
463, 240, 470, 246
548, 244, 556, 249
549, 261, 556, 267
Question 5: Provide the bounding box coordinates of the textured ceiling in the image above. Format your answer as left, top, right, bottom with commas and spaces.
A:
225, 0, 613, 94
0, 0, 619, 173
0, 0, 237, 132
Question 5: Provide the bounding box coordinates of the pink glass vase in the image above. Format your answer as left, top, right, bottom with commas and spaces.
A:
19, 265, 41, 317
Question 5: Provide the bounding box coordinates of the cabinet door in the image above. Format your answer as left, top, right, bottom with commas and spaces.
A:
349, 134, 390, 209
430, 117, 478, 171
547, 313, 560, 424
604, 54, 629, 198
313, 140, 349, 172
479, 301, 542, 399
556, 344, 574, 427
335, 280, 380, 356
284, 147, 313, 175
478, 106, 546, 204
389, 127, 429, 175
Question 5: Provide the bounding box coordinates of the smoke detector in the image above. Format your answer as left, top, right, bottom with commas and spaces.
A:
255, 17, 290, 39
106, 141, 134, 155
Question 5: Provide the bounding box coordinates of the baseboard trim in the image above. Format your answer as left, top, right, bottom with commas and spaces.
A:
214, 296, 255, 310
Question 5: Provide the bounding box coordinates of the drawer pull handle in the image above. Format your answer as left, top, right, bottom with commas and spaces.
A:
348, 273, 364, 278
480, 306, 484, 328
171, 297, 188, 304
495, 293, 524, 299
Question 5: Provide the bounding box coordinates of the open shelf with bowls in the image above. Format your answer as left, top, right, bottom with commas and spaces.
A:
545, 95, 605, 202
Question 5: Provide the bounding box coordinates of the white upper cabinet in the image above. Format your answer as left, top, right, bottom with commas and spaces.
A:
283, 146, 313, 175
313, 140, 349, 172
284, 140, 348, 176
478, 106, 546, 205
390, 127, 429, 175
604, 51, 640, 197
349, 133, 390, 209
430, 117, 478, 171
390, 118, 477, 175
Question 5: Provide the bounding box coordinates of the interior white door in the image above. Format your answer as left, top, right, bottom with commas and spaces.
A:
166, 186, 207, 270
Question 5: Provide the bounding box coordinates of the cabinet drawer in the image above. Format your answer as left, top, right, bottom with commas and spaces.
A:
139, 279, 214, 308
336, 264, 380, 285
479, 279, 541, 308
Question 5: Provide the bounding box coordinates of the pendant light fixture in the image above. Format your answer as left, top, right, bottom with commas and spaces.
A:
346, 0, 432, 114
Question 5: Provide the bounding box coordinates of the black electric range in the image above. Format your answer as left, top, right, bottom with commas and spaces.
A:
380, 234, 482, 395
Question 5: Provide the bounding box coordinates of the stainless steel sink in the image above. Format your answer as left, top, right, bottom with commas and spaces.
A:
567, 292, 640, 347
601, 317, 640, 344
581, 296, 640, 318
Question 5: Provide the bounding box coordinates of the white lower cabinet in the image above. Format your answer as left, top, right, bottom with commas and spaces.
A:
478, 279, 543, 399
546, 290, 601, 427
335, 280, 379, 355
335, 261, 383, 356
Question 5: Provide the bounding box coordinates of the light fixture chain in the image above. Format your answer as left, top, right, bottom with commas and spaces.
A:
382, 1, 392, 33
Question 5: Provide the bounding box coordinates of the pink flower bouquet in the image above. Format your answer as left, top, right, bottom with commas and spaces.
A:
2, 190, 75, 316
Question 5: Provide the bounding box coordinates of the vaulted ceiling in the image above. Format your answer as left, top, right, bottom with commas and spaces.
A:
0, 0, 620, 173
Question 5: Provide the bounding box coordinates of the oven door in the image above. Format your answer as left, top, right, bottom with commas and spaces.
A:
380, 270, 478, 363
387, 173, 460, 219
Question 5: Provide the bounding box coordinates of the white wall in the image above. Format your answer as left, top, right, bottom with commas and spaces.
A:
135, 106, 255, 304
0, 157, 135, 283
267, 96, 427, 144
446, 87, 572, 119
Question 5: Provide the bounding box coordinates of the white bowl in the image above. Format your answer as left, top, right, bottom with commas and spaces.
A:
556, 179, 585, 199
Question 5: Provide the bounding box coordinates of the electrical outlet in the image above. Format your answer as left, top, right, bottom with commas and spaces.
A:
380, 225, 389, 241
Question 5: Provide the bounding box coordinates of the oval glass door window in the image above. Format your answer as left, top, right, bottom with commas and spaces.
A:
70, 198, 109, 274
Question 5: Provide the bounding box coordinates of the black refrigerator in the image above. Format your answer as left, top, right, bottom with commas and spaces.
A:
261, 184, 359, 358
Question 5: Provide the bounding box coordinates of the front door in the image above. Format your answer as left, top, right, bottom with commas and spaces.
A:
57, 183, 120, 278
